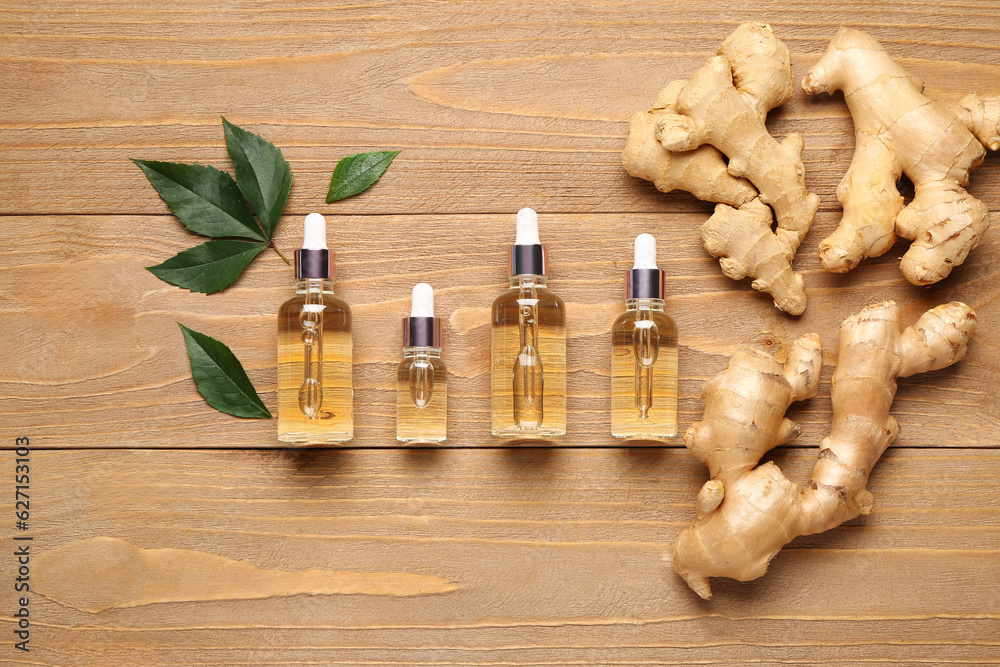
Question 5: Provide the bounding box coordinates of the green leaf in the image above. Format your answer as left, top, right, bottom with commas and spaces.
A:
147, 240, 267, 294
222, 117, 292, 238
326, 150, 399, 203
131, 159, 265, 241
178, 324, 271, 419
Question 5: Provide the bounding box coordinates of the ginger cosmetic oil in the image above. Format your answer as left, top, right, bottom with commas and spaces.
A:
491, 208, 566, 439
611, 233, 678, 440
396, 283, 447, 444
277, 213, 353, 444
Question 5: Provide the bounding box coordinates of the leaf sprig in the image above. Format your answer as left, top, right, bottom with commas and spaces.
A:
133, 118, 293, 294
133, 118, 399, 419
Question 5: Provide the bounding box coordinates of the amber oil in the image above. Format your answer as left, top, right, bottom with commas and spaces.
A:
397, 283, 447, 443
491, 208, 566, 438
611, 234, 678, 439
277, 214, 353, 444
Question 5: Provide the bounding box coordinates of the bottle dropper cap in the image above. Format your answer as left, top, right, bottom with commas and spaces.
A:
403, 283, 443, 347
509, 207, 548, 276
295, 213, 333, 279
626, 233, 665, 299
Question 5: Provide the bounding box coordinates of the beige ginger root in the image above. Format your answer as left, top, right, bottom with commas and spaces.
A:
622, 81, 758, 208
674, 300, 977, 599
803, 28, 1000, 284
700, 198, 807, 315
623, 23, 819, 315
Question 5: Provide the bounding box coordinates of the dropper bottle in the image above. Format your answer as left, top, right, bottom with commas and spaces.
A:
397, 283, 447, 443
611, 233, 678, 440
490, 208, 567, 438
277, 213, 354, 444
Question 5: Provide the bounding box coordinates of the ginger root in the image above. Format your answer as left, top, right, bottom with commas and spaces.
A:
623, 23, 819, 314
622, 81, 758, 208
700, 198, 807, 315
803, 28, 1000, 284
674, 300, 977, 599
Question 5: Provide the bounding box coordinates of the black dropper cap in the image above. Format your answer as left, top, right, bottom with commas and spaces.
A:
294, 213, 333, 279
626, 233, 665, 299
508, 207, 548, 276
402, 283, 442, 347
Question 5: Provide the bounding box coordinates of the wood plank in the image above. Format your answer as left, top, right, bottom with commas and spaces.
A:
2, 212, 997, 449
1, 3, 999, 215
2, 2, 1000, 664
1, 448, 997, 665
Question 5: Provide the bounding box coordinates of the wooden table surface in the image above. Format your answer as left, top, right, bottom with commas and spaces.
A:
2, 2, 999, 665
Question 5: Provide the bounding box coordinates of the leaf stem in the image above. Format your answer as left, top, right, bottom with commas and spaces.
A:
271, 242, 291, 265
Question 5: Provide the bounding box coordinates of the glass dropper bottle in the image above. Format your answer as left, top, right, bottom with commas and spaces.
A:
396, 283, 447, 444
611, 233, 678, 440
490, 208, 567, 439
276, 213, 354, 444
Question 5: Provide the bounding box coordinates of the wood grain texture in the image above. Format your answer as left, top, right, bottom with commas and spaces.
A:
1, 2, 999, 217
2, 1, 1000, 664
2, 448, 999, 666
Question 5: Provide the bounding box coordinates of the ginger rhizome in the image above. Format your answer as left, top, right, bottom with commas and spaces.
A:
700, 199, 806, 316
623, 23, 819, 315
803, 28, 1000, 284
622, 80, 758, 208
673, 301, 977, 599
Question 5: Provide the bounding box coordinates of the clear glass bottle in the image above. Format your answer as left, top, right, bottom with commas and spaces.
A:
611, 234, 678, 440
277, 213, 353, 444
397, 283, 447, 443
491, 208, 566, 438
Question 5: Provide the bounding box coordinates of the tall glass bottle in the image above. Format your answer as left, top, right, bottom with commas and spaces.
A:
611, 233, 678, 440
277, 213, 353, 444
397, 283, 447, 443
491, 208, 566, 439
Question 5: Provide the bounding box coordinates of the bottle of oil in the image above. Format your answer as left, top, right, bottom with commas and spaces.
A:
397, 283, 447, 443
611, 233, 678, 440
491, 208, 566, 439
277, 213, 353, 444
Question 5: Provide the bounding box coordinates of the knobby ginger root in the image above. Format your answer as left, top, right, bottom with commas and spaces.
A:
622, 81, 758, 208
673, 300, 977, 599
623, 23, 819, 315
803, 28, 1000, 284
700, 198, 807, 315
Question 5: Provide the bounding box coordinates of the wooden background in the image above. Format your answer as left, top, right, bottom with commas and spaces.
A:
2, 1, 999, 664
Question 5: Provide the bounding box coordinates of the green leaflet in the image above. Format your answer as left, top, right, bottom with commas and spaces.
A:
147, 239, 268, 294
326, 150, 399, 202
131, 159, 265, 241
178, 324, 272, 419
223, 117, 293, 238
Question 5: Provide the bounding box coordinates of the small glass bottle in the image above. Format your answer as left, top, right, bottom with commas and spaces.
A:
611, 233, 678, 440
277, 213, 353, 444
491, 208, 567, 439
397, 283, 447, 444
